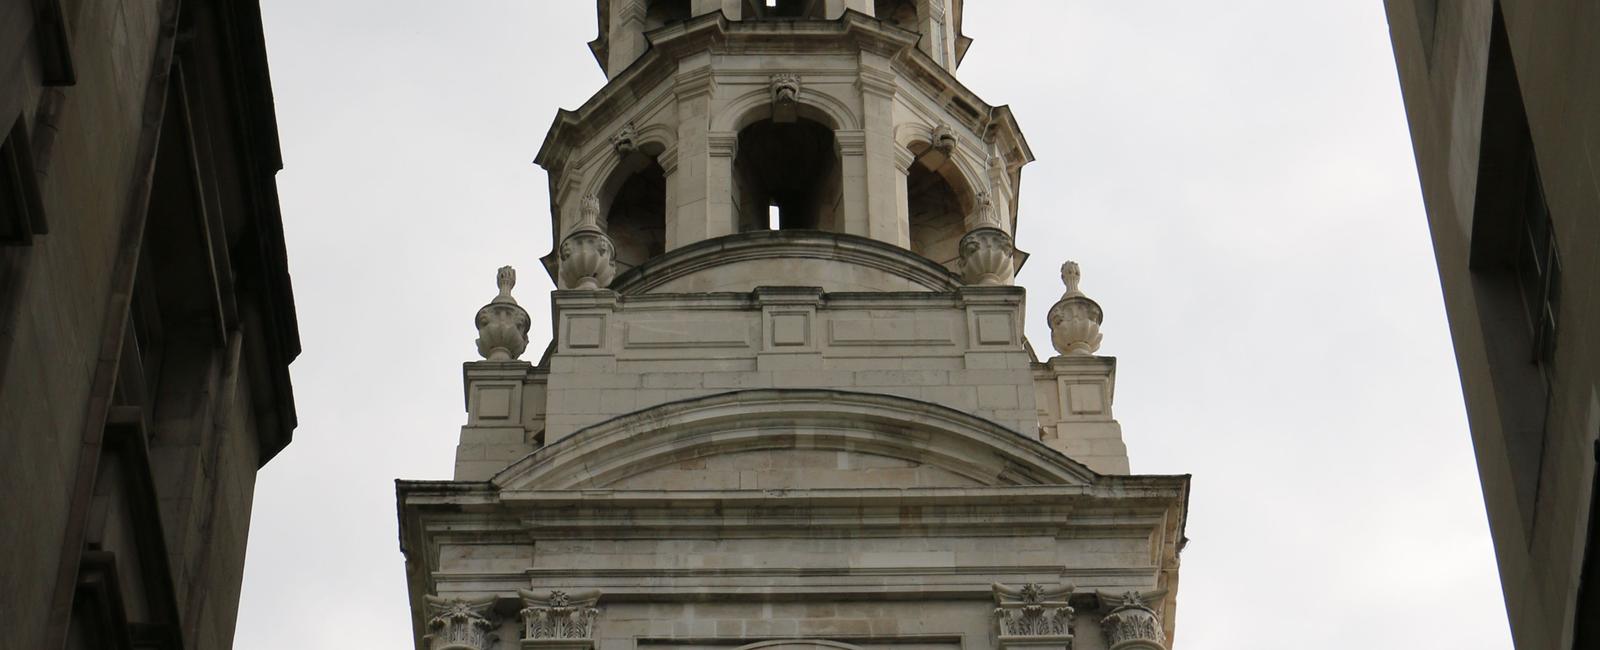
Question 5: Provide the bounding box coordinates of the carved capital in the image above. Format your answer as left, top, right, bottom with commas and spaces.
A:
1047, 261, 1104, 356
519, 589, 601, 649
993, 582, 1074, 646
475, 266, 531, 360
1097, 591, 1166, 650
958, 227, 1014, 286
426, 595, 498, 650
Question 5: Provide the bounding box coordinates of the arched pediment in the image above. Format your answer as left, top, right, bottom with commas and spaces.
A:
493, 389, 1097, 491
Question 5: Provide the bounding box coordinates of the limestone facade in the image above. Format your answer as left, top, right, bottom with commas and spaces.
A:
400, 4, 1187, 650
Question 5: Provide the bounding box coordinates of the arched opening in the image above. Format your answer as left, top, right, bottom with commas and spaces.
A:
643, 0, 692, 30
744, 0, 827, 20
905, 142, 973, 267
874, 0, 918, 29
605, 153, 668, 270
733, 117, 842, 233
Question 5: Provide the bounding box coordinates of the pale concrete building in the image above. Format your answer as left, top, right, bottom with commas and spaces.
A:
398, 4, 1188, 650
1384, 1, 1599, 648
1, 0, 300, 647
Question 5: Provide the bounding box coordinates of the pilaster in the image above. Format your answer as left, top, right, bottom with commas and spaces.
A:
859, 55, 907, 246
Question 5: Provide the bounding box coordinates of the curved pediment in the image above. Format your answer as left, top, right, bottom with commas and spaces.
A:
493, 389, 1097, 491
608, 231, 963, 295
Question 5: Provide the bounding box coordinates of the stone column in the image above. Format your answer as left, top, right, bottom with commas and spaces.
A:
691, 0, 741, 19
824, 0, 871, 18
835, 129, 871, 238
658, 143, 681, 250
893, 147, 914, 239
669, 58, 726, 250
859, 57, 906, 246
607, 0, 648, 77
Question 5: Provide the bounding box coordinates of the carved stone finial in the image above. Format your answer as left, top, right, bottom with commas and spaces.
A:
576, 194, 602, 233
519, 588, 601, 644
958, 227, 1014, 286
931, 123, 957, 153
1048, 261, 1103, 356
610, 122, 639, 155
1097, 590, 1166, 650
475, 266, 531, 361
770, 73, 801, 122
557, 195, 617, 290
992, 582, 1074, 647
425, 595, 498, 650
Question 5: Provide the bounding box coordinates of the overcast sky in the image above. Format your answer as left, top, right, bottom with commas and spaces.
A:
237, 2, 1511, 648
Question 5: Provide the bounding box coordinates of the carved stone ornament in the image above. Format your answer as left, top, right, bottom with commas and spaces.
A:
475, 266, 532, 360
426, 595, 498, 650
1047, 261, 1104, 356
958, 227, 1014, 286
970, 190, 1000, 228
558, 195, 617, 290
931, 123, 957, 153
610, 121, 639, 155
770, 73, 802, 122
1097, 591, 1166, 650
993, 582, 1074, 644
519, 588, 601, 648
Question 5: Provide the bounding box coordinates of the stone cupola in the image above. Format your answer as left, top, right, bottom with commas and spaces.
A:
539, 1, 1028, 295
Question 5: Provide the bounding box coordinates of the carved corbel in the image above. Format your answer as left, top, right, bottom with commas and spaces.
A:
770, 73, 802, 123
993, 582, 1075, 650
610, 121, 639, 155
931, 123, 957, 153
474, 266, 531, 360
1047, 261, 1104, 355
425, 595, 499, 650
1096, 591, 1167, 650
557, 195, 617, 290
519, 589, 601, 650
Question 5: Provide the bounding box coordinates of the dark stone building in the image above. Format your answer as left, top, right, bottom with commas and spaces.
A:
1, 0, 299, 647
1385, 1, 1598, 648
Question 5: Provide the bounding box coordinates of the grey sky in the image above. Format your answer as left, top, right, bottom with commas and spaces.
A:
237, 1, 1510, 648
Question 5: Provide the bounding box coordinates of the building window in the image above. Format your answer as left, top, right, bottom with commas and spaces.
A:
1, 115, 47, 245
733, 117, 841, 232
1467, 5, 1561, 536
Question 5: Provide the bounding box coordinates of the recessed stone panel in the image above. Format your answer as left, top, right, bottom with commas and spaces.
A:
625, 319, 749, 349
567, 314, 606, 349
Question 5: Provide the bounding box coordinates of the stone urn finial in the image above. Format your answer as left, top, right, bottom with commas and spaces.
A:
475, 265, 531, 361
558, 195, 617, 290
1047, 260, 1103, 356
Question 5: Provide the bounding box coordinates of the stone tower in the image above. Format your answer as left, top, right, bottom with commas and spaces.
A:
397, 4, 1189, 650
